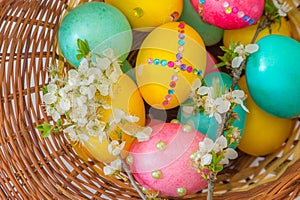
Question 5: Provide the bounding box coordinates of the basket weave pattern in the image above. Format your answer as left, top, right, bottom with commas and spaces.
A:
0, 0, 300, 199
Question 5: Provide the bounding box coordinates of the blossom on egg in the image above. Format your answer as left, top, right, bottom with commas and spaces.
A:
272, 0, 292, 17
108, 140, 126, 156
103, 158, 122, 176
232, 44, 259, 68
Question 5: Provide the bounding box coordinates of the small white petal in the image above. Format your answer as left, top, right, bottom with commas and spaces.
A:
43, 93, 57, 104
198, 86, 210, 95
215, 135, 228, 150
191, 78, 201, 91
225, 148, 238, 160
214, 113, 222, 124
245, 44, 259, 54
201, 154, 212, 166
231, 56, 244, 68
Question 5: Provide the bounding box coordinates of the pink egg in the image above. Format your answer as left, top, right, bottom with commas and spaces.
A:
205, 51, 219, 75
128, 123, 208, 197
190, 0, 264, 29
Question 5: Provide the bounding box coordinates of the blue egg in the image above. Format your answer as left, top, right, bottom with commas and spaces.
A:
178, 0, 223, 46
177, 72, 246, 148
246, 35, 300, 118
58, 2, 132, 67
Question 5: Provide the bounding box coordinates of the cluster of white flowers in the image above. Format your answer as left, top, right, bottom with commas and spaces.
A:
192, 135, 238, 168
231, 43, 259, 69
183, 78, 249, 124
42, 48, 152, 176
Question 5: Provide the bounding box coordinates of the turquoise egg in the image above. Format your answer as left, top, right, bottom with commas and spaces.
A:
246, 35, 300, 118
58, 2, 132, 67
178, 0, 223, 46
177, 72, 246, 148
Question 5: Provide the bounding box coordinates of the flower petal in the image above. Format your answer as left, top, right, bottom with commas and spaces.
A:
231, 56, 244, 68
245, 44, 259, 54
201, 153, 212, 166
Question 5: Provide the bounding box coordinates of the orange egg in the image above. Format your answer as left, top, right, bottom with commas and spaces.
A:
237, 76, 294, 156
223, 18, 291, 48
79, 74, 146, 163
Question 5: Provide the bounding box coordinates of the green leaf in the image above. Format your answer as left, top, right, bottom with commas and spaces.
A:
36, 124, 44, 131
42, 129, 52, 138
201, 172, 208, 180
215, 165, 224, 172
56, 118, 62, 127
40, 86, 48, 94
76, 38, 91, 60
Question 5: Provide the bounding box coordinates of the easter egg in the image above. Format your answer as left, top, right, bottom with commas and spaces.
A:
136, 22, 207, 110
205, 51, 220, 76
179, 0, 224, 46
58, 2, 132, 67
246, 35, 300, 118
177, 72, 246, 148
238, 76, 294, 156
129, 123, 208, 197
81, 74, 146, 163
223, 18, 291, 48
105, 0, 183, 30
190, 0, 264, 30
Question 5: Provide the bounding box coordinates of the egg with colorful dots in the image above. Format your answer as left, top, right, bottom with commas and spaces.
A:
128, 123, 208, 197
105, 0, 183, 30
58, 2, 132, 67
136, 22, 207, 110
190, 0, 264, 30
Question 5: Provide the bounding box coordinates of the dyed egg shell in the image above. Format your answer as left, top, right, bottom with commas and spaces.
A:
223, 18, 291, 48
105, 0, 183, 30
246, 35, 300, 118
136, 22, 207, 110
177, 72, 246, 148
81, 74, 146, 163
179, 0, 224, 46
190, 0, 264, 30
237, 76, 294, 156
58, 2, 132, 67
129, 123, 208, 197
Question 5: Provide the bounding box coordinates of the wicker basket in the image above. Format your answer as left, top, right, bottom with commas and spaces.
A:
0, 0, 300, 199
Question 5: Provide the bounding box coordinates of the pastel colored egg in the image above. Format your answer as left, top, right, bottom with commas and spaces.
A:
190, 0, 264, 30
179, 0, 224, 46
58, 2, 132, 67
105, 0, 183, 30
246, 35, 300, 118
223, 18, 291, 48
177, 72, 246, 148
205, 51, 220, 76
80, 74, 146, 163
136, 22, 207, 110
238, 76, 295, 156
129, 123, 208, 197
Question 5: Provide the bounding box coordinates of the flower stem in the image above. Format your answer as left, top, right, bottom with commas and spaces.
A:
120, 157, 147, 200
207, 172, 217, 200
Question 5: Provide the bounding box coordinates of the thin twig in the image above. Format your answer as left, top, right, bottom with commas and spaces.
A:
120, 157, 147, 200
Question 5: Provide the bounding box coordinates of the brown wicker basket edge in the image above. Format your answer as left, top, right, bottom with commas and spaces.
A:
1, 0, 300, 200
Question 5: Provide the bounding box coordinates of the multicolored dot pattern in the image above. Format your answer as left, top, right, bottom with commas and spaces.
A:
146, 22, 203, 107
197, 0, 255, 25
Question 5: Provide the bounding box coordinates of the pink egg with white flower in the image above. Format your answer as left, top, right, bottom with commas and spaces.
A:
128, 123, 208, 197
190, 0, 264, 29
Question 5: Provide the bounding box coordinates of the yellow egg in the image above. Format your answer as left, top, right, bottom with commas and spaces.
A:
237, 76, 294, 156
76, 74, 146, 163
105, 0, 183, 29
136, 22, 206, 110
223, 18, 291, 48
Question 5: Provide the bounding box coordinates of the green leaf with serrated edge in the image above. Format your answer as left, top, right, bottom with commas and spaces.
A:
40, 86, 48, 94
211, 151, 218, 165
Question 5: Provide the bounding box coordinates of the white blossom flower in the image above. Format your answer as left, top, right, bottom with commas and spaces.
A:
103, 158, 122, 176
109, 109, 139, 126
86, 119, 106, 142
108, 140, 126, 156
219, 148, 238, 165
135, 126, 152, 142
43, 83, 58, 104
272, 0, 292, 16
232, 44, 259, 68
223, 90, 249, 112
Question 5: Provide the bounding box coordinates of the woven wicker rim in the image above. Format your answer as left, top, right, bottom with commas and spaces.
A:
0, 0, 300, 199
